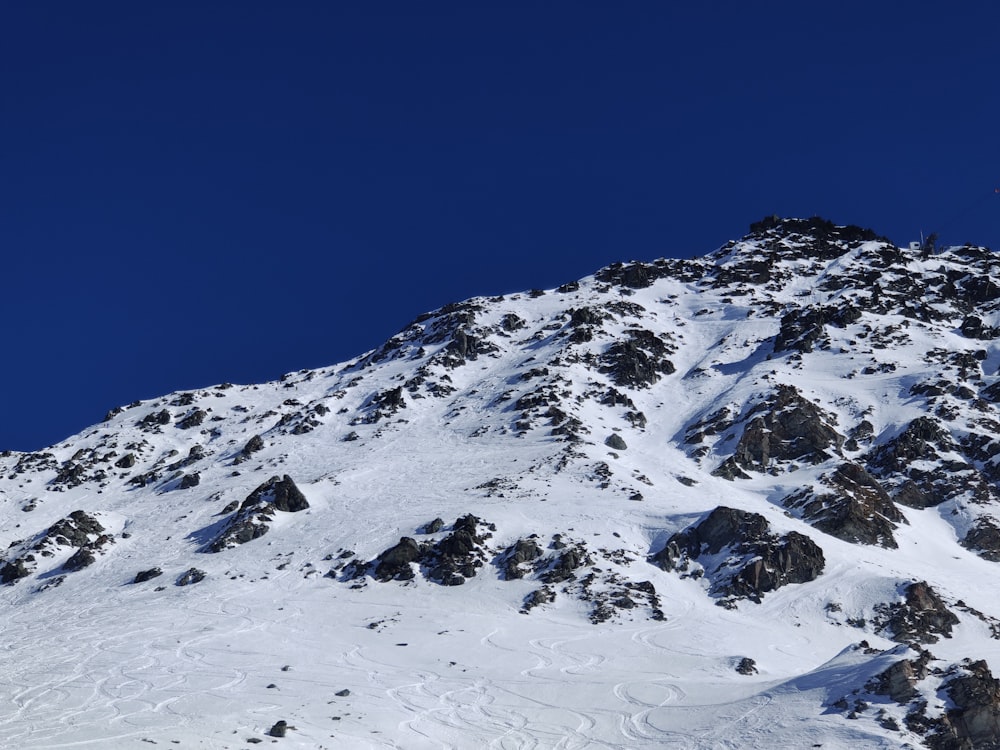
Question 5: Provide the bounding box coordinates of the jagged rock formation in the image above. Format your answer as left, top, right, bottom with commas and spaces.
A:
649, 506, 825, 604
204, 475, 309, 552
782, 462, 905, 547
355, 515, 495, 585
874, 581, 961, 645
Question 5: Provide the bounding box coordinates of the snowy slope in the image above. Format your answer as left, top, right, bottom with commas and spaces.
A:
4, 217, 1000, 748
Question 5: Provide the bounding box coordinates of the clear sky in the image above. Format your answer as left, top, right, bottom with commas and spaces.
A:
2, 1, 998, 451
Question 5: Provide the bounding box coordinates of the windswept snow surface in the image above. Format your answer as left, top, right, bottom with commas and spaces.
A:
4, 218, 1000, 747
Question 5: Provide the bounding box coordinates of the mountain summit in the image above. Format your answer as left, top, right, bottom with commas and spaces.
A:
4, 217, 1000, 748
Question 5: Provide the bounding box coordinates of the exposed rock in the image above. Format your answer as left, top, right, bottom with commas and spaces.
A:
245, 475, 309, 513
868, 417, 953, 477
424, 515, 492, 585
650, 506, 825, 602
735, 657, 758, 675
268, 720, 288, 738
782, 462, 904, 547
47, 511, 105, 547
373, 537, 422, 582
204, 475, 309, 552
62, 548, 96, 572
0, 558, 32, 584
133, 567, 163, 584
875, 581, 960, 644
604, 434, 628, 451
727, 385, 843, 472
540, 543, 593, 584
179, 472, 201, 489
962, 518, 1000, 562
137, 409, 171, 430
926, 660, 1000, 750
773, 303, 862, 354
115, 453, 136, 469
499, 538, 543, 580
868, 653, 930, 704
176, 568, 206, 586
368, 516, 494, 585
177, 409, 207, 429
599, 329, 675, 389
234, 434, 264, 464
711, 457, 751, 481
521, 586, 556, 613
420, 518, 444, 534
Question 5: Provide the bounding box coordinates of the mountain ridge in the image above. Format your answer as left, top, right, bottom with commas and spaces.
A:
4, 217, 1000, 748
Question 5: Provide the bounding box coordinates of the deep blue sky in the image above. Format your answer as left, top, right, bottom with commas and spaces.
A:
3, 2, 998, 451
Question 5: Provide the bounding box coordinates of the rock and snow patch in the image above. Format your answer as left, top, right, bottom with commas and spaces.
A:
204, 475, 309, 552
649, 506, 825, 605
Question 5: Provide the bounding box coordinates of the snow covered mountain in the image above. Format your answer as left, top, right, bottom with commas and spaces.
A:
5, 216, 1000, 748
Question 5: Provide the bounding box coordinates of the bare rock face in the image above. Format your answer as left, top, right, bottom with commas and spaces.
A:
366, 515, 495, 585
926, 660, 1000, 750
499, 538, 543, 580
722, 385, 843, 474
875, 581, 960, 645
1, 510, 112, 584
962, 518, 1000, 562
133, 567, 163, 584
868, 651, 931, 704
649, 506, 825, 603
373, 537, 422, 581
867, 417, 962, 509
204, 475, 309, 552
783, 462, 904, 547
599, 329, 675, 389
773, 303, 862, 354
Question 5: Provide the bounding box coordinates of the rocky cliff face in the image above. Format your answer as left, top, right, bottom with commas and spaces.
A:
4, 216, 1000, 747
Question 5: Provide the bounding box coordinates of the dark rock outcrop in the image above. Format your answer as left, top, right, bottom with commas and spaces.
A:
373, 537, 422, 582
369, 516, 494, 586
133, 567, 163, 584
725, 385, 843, 473
62, 548, 96, 572
868, 652, 931, 704
875, 581, 960, 645
233, 435, 264, 464
962, 518, 1000, 562
0, 558, 32, 584
599, 329, 675, 389
115, 453, 136, 469
649, 506, 825, 602
604, 434, 628, 451
204, 475, 309, 552
926, 660, 1000, 750
176, 568, 206, 586
773, 304, 862, 355
782, 462, 904, 547
499, 538, 543, 580
735, 657, 758, 675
